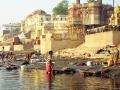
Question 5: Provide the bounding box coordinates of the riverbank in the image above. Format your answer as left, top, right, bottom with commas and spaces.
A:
54, 44, 110, 61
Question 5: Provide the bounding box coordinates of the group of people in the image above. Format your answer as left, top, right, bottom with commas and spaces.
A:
96, 45, 120, 67
22, 51, 41, 65
84, 45, 120, 67
0, 52, 16, 63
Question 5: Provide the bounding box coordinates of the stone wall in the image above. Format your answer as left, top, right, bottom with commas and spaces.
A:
40, 34, 52, 54
113, 31, 120, 45
85, 31, 120, 47
14, 45, 24, 51
40, 34, 81, 54
51, 39, 81, 51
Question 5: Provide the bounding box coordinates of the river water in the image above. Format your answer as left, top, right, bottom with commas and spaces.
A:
0, 69, 120, 90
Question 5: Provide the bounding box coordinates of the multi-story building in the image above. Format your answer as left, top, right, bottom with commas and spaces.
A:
67, 0, 83, 40
53, 15, 67, 31
22, 10, 51, 40
67, 0, 82, 26
52, 15, 68, 40
0, 23, 21, 41
2, 23, 21, 35
22, 10, 67, 41
67, 0, 113, 40
109, 5, 120, 26
68, 0, 113, 25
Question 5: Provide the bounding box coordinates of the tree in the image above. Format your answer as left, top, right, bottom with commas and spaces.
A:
52, 0, 68, 15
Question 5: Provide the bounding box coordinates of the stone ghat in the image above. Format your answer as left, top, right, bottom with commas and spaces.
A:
54, 43, 109, 59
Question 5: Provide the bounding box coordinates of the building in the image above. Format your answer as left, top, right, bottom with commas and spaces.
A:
82, 0, 113, 25
68, 0, 113, 25
0, 23, 21, 42
53, 15, 67, 31
22, 10, 68, 42
67, 0, 113, 40
109, 5, 120, 26
0, 29, 10, 42
67, 0, 84, 40
2, 23, 21, 34
52, 15, 68, 40
22, 10, 51, 40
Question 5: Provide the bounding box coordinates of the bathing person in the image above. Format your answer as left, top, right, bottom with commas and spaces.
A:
106, 45, 119, 66
46, 51, 54, 74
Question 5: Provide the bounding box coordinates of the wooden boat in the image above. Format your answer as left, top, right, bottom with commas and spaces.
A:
53, 68, 76, 75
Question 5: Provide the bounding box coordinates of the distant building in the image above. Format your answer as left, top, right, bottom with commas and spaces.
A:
109, 5, 120, 26
68, 0, 113, 25
21, 10, 51, 40
53, 15, 67, 31
0, 30, 10, 41
67, 0, 113, 40
0, 23, 21, 42
22, 10, 67, 41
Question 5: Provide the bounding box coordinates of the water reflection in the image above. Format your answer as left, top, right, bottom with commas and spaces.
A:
111, 76, 120, 90
19, 69, 46, 90
0, 69, 120, 90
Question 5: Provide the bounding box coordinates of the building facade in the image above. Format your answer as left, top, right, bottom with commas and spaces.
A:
109, 5, 120, 26
0, 23, 21, 42
22, 10, 51, 40
67, 0, 113, 41
68, 0, 113, 25
22, 10, 67, 42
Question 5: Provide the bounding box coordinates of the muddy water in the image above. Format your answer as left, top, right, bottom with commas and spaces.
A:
0, 69, 120, 90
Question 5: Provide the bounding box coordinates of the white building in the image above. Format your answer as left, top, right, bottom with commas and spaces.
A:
0, 23, 21, 42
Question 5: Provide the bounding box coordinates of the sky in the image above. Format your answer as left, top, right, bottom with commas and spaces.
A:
0, 0, 120, 26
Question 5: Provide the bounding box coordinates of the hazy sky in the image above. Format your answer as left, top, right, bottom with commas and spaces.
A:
0, 0, 120, 26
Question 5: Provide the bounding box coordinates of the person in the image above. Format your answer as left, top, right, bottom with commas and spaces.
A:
48, 51, 53, 64
112, 47, 119, 65
46, 51, 54, 74
22, 53, 30, 65
106, 45, 119, 66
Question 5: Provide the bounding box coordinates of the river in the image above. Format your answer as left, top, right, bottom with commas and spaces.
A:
0, 69, 120, 90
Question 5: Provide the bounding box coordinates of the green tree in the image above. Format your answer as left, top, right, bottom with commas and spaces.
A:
52, 0, 68, 15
